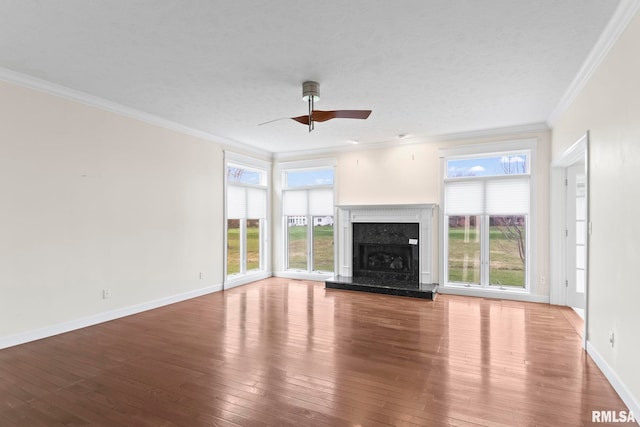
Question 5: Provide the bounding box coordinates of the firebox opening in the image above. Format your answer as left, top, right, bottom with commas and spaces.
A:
352, 222, 419, 284
359, 244, 412, 273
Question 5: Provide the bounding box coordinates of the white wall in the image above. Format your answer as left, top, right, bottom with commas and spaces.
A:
336, 143, 440, 205
551, 10, 640, 414
326, 131, 551, 298
0, 81, 225, 343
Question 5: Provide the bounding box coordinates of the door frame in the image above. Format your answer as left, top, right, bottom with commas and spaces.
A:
565, 164, 586, 311
550, 132, 589, 348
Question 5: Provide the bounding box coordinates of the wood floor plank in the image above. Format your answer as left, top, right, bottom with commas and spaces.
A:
0, 278, 633, 426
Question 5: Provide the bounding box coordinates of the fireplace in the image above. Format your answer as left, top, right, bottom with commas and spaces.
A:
326, 204, 437, 299
353, 222, 419, 283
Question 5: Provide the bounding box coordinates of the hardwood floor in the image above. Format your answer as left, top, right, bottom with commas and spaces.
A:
0, 278, 631, 426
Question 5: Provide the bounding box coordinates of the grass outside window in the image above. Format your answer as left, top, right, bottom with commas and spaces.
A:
448, 215, 526, 287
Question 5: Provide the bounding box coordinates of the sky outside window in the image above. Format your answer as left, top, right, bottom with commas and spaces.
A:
286, 169, 334, 187
227, 166, 264, 185
447, 154, 528, 178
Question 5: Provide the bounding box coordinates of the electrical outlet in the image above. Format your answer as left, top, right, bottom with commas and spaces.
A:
540, 276, 546, 285
102, 289, 111, 299
199, 272, 203, 280
609, 330, 615, 347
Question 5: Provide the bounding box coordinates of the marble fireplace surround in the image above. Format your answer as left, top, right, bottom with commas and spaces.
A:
335, 204, 436, 285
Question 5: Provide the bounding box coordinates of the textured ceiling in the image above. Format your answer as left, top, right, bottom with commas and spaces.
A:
0, 1, 621, 154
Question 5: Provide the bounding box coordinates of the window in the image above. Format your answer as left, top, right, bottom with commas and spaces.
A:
442, 142, 533, 290
225, 155, 269, 279
285, 169, 334, 187
281, 163, 335, 274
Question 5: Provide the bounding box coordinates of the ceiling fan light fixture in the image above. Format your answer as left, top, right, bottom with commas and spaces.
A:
302, 81, 320, 102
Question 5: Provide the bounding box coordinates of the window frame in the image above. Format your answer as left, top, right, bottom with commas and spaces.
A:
224, 152, 271, 288
282, 166, 335, 188
440, 139, 536, 293
279, 158, 336, 276
445, 151, 531, 179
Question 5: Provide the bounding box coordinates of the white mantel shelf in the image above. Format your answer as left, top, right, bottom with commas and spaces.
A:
335, 204, 437, 284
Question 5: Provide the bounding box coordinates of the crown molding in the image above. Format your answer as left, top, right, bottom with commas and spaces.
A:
547, 0, 640, 127
273, 122, 549, 160
0, 64, 556, 160
0, 67, 272, 158
429, 122, 549, 143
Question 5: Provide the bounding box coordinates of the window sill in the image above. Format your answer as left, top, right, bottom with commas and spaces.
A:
273, 271, 334, 282
225, 271, 271, 289
439, 284, 549, 303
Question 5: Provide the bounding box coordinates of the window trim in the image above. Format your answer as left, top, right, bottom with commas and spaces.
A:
439, 139, 536, 294
277, 158, 337, 277
224, 152, 271, 288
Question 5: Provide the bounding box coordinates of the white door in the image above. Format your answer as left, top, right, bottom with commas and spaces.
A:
566, 164, 586, 312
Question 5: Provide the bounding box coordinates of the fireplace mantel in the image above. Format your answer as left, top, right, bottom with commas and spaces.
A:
335, 204, 437, 284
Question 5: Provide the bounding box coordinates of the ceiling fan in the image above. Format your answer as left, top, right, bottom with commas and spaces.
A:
260, 81, 372, 132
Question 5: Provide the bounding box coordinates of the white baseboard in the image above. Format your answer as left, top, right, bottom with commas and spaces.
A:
273, 271, 332, 282
587, 342, 640, 425
224, 271, 272, 289
437, 285, 550, 303
0, 283, 223, 350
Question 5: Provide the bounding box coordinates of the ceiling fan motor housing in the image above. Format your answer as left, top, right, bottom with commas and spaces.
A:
302, 81, 320, 102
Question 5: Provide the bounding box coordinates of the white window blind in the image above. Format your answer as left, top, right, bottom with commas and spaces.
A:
444, 180, 484, 215
283, 190, 308, 216
444, 176, 529, 215
283, 188, 333, 216
486, 178, 529, 214
308, 188, 333, 216
227, 185, 267, 219
227, 185, 247, 219
247, 187, 267, 218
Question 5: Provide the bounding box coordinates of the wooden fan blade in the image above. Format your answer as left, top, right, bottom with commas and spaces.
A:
285, 110, 371, 127
312, 110, 372, 122
291, 115, 310, 125
258, 117, 291, 126
331, 110, 372, 120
